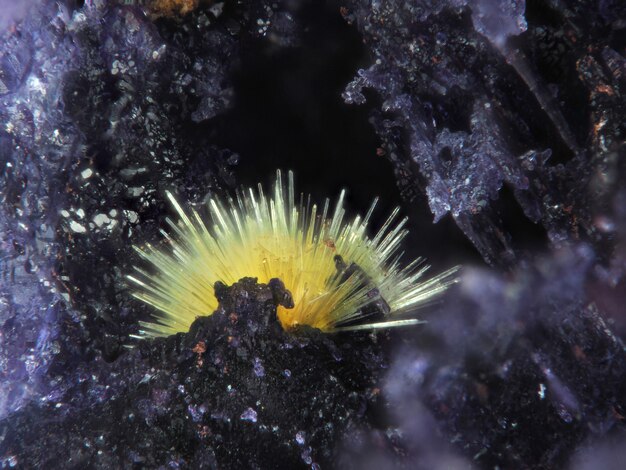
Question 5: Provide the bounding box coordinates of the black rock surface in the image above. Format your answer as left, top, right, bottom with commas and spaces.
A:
1, 277, 389, 468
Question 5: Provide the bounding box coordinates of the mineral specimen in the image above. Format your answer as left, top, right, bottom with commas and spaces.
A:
1, 0, 625, 468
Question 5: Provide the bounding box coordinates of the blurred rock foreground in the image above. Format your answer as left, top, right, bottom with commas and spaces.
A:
0, 0, 625, 468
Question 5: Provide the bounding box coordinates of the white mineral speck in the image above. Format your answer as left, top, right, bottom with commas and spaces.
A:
93, 214, 110, 227
69, 221, 86, 233
129, 187, 144, 197
125, 210, 138, 223
538, 383, 546, 399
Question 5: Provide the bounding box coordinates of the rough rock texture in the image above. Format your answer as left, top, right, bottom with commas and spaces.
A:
385, 247, 626, 468
1, 0, 625, 468
0, 0, 243, 418
341, 0, 625, 266
336, 0, 626, 467
1, 278, 387, 468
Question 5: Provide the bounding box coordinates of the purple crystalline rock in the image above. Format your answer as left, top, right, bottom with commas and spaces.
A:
341, 0, 625, 266
469, 0, 527, 48
336, 242, 626, 468
381, 246, 626, 468
0, 0, 625, 468
337, 0, 626, 467
1, 1, 84, 419
0, 0, 241, 418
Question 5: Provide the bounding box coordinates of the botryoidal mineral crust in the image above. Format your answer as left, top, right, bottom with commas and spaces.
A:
1, 278, 389, 468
